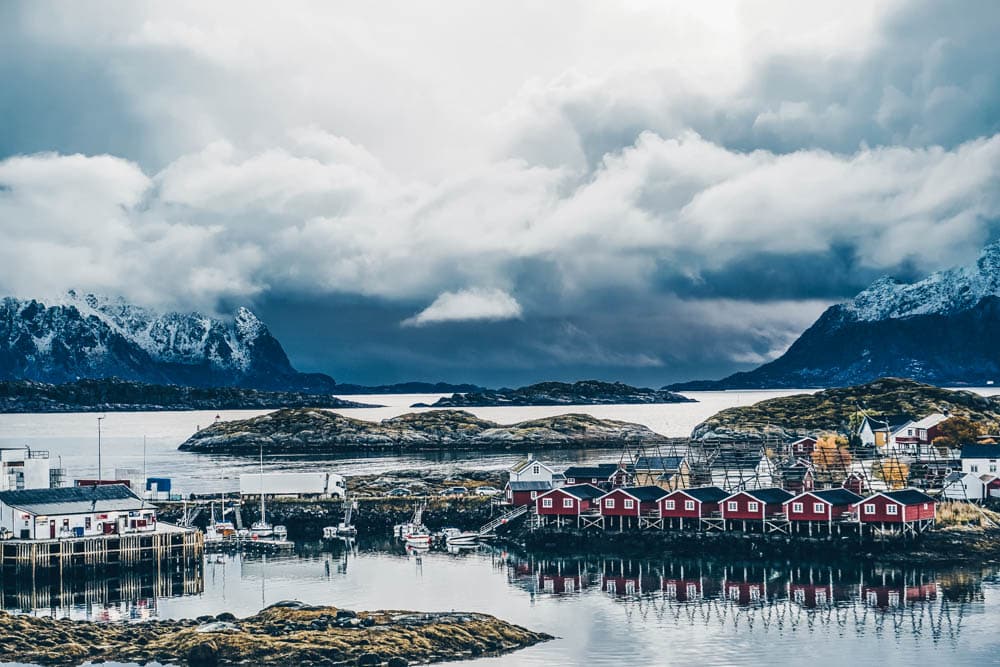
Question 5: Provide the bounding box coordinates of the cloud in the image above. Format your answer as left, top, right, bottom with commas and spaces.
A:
402, 288, 523, 327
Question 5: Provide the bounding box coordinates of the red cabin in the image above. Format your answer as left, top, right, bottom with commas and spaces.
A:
505, 481, 553, 507
720, 488, 794, 520
784, 488, 863, 522
659, 486, 728, 519
536, 484, 604, 517
853, 489, 936, 524
789, 437, 817, 458
598, 486, 669, 517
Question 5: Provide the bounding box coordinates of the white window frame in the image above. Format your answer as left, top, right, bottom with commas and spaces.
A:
532, 464, 540, 475
791, 502, 803, 513
623, 499, 635, 510
886, 504, 898, 515
665, 500, 675, 510
684, 500, 695, 511
727, 501, 738, 512
747, 501, 759, 512
864, 504, 875, 515
563, 498, 574, 508
813, 502, 825, 514
542, 498, 553, 508
530, 491, 537, 500
605, 498, 615, 508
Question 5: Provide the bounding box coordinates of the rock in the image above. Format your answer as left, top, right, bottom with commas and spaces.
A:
214, 612, 237, 622
195, 622, 239, 633
187, 641, 219, 667
336, 609, 357, 619
412, 380, 695, 408
357, 653, 381, 665
387, 658, 409, 667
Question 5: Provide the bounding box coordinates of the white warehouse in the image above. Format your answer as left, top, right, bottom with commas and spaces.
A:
0, 447, 53, 492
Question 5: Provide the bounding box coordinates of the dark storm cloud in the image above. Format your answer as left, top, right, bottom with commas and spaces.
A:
1, 2, 999, 384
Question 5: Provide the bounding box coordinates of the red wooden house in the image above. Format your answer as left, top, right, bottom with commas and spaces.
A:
778, 460, 815, 494
789, 437, 817, 458
852, 489, 936, 530
720, 488, 794, 524
505, 481, 553, 506
598, 486, 669, 528
784, 488, 863, 530
535, 484, 604, 526
659, 486, 728, 528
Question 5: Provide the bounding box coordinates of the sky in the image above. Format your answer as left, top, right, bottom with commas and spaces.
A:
1, 1, 1000, 387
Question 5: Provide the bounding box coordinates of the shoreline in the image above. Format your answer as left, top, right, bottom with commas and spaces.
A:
0, 601, 551, 667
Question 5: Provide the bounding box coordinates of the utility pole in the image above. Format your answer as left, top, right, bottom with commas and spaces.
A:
97, 415, 106, 482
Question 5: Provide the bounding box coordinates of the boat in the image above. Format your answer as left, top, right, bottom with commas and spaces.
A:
404, 530, 432, 547
273, 525, 288, 541
442, 527, 479, 546
251, 443, 275, 537
395, 501, 427, 541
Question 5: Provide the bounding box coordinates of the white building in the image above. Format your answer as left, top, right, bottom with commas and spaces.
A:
941, 471, 986, 501
507, 454, 563, 486
858, 415, 914, 449
0, 484, 154, 540
0, 447, 52, 492
961, 444, 1000, 475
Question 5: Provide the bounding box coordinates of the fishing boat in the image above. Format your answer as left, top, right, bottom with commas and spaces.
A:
251, 443, 275, 537
404, 529, 432, 547
442, 527, 479, 546
395, 501, 427, 541
273, 525, 288, 541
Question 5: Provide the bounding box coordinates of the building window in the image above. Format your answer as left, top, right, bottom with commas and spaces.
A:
563, 498, 574, 508
605, 499, 615, 508
864, 504, 875, 515
542, 498, 553, 508
748, 501, 759, 512
792, 502, 803, 513
972, 465, 980, 472
665, 500, 675, 510
530, 491, 537, 500
727, 501, 738, 511
684, 500, 695, 511
624, 499, 634, 510
532, 465, 540, 475
923, 503, 929, 510
85, 517, 92, 529
991, 465, 997, 473
813, 503, 825, 514
886, 504, 898, 515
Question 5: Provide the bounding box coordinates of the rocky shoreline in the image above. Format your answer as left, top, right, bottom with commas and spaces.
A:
178, 408, 659, 455
0, 601, 550, 666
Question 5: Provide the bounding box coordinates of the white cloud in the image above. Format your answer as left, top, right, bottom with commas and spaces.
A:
402, 288, 523, 327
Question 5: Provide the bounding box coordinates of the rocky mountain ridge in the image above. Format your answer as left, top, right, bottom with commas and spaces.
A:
178, 408, 661, 454
669, 244, 1000, 389
411, 380, 695, 408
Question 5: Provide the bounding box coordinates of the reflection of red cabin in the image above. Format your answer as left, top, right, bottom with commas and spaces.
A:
853, 489, 936, 524
724, 580, 767, 605
784, 489, 863, 522
720, 489, 793, 520
598, 486, 669, 517
789, 583, 833, 608
661, 578, 703, 602
538, 572, 584, 594
536, 484, 604, 516
862, 585, 935, 608
659, 486, 728, 518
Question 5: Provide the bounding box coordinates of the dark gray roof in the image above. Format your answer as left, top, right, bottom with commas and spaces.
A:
0, 484, 146, 515
789, 489, 863, 505
506, 481, 553, 492
883, 489, 936, 505
560, 484, 605, 500
863, 414, 914, 430
563, 464, 622, 479
617, 486, 670, 502
961, 444, 1000, 459
739, 488, 794, 504
631, 456, 684, 471
674, 486, 729, 503
780, 466, 813, 481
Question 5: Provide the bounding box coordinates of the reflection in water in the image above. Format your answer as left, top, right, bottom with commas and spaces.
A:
504, 554, 984, 646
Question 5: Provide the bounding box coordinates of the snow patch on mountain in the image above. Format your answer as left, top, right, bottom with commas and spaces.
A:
844, 242, 1000, 321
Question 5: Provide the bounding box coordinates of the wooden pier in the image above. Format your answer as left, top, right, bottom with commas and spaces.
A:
0, 524, 203, 571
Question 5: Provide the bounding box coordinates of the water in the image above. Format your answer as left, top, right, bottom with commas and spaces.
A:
3, 543, 999, 666
0, 390, 811, 494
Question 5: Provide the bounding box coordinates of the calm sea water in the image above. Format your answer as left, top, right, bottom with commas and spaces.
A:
0, 390, 815, 494
3, 543, 999, 667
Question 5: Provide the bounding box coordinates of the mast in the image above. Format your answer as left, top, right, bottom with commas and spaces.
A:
259, 441, 266, 526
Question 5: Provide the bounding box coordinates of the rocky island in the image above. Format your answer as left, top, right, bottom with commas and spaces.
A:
0, 378, 380, 413
411, 380, 695, 408
691, 377, 1000, 440
178, 408, 660, 454
0, 601, 550, 666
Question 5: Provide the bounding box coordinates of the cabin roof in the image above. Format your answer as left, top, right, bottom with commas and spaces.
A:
882, 489, 937, 505
910, 413, 950, 430
559, 484, 606, 500
615, 486, 671, 502
862, 414, 914, 432
507, 481, 553, 492
563, 464, 622, 479
631, 456, 684, 471
673, 486, 729, 503
509, 457, 552, 474
961, 444, 1000, 459
788, 489, 863, 505
0, 484, 147, 515
733, 488, 795, 504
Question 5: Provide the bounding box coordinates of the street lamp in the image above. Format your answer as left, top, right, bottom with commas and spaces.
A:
97, 415, 106, 482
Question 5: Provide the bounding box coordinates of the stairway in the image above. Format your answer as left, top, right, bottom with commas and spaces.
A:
478, 504, 529, 536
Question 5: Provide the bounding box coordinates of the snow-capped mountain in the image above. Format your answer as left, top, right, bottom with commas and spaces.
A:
0, 292, 337, 392
669, 243, 1000, 389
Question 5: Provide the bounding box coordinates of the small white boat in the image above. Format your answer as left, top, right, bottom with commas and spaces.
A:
250, 521, 274, 538
442, 528, 479, 546
404, 531, 432, 546
273, 525, 288, 541
322, 526, 339, 540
